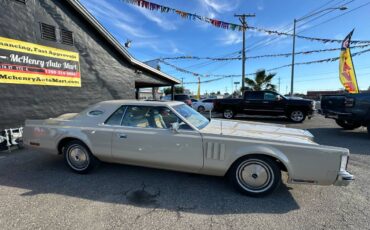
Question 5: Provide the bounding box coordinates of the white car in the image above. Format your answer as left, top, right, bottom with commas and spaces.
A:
23, 100, 353, 197
192, 99, 214, 112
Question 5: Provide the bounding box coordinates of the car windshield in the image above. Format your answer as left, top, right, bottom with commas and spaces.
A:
173, 104, 209, 129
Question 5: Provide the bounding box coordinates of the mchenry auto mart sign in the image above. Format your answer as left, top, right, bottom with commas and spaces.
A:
0, 36, 80, 87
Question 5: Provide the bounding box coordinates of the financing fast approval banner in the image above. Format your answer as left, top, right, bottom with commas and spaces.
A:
0, 36, 81, 87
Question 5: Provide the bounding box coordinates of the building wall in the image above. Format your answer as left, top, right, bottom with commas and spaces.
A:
0, 0, 168, 128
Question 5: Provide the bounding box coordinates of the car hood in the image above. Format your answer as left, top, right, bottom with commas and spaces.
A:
200, 119, 316, 145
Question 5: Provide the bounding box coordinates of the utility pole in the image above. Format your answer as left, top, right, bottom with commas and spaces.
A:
290, 19, 296, 96
235, 13, 255, 93
278, 76, 281, 93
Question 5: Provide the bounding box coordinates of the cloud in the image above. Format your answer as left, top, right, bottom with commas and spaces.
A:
201, 0, 241, 13
128, 6, 178, 30
218, 31, 243, 45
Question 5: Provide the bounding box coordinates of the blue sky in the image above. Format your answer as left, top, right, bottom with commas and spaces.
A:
80, 0, 370, 95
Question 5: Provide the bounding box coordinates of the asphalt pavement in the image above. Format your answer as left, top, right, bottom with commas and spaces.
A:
0, 115, 369, 230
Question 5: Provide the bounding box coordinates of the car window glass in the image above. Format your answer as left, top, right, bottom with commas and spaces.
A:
121, 106, 191, 130
121, 106, 150, 128
245, 92, 263, 100
264, 92, 276, 101
105, 106, 126, 125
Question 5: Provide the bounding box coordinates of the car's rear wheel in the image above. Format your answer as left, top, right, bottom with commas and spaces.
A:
223, 109, 235, 119
229, 155, 281, 197
289, 110, 306, 123
197, 106, 205, 113
63, 140, 98, 174
335, 119, 361, 130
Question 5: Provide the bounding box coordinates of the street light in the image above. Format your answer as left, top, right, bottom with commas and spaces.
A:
289, 6, 347, 96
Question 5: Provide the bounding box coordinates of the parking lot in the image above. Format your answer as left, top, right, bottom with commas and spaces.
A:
0, 115, 369, 230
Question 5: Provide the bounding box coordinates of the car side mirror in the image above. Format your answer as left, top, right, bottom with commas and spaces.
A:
276, 95, 282, 101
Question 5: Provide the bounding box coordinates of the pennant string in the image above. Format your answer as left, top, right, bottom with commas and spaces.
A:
123, 0, 370, 44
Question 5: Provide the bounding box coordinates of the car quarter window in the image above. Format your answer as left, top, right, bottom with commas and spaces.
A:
105, 106, 127, 125
264, 92, 277, 101
121, 106, 191, 130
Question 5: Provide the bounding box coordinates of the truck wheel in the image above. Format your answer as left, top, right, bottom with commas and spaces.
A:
63, 140, 99, 174
335, 119, 361, 130
289, 110, 306, 123
223, 109, 235, 119
229, 155, 281, 197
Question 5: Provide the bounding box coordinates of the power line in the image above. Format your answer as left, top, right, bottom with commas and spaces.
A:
180, 48, 370, 84
297, 1, 370, 35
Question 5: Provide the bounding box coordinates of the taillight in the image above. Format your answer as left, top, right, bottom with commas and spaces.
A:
344, 97, 355, 107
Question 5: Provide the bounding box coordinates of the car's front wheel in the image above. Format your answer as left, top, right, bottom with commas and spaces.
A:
335, 119, 361, 130
197, 106, 205, 113
223, 109, 235, 119
229, 155, 281, 197
63, 140, 99, 174
289, 110, 306, 123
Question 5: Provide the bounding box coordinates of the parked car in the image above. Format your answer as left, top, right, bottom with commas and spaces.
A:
162, 94, 192, 106
192, 99, 214, 112
24, 100, 353, 197
213, 91, 315, 122
320, 93, 370, 134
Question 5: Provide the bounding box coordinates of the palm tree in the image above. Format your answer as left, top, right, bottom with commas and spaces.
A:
245, 69, 277, 91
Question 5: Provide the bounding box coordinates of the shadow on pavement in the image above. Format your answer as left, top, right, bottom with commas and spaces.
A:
0, 150, 299, 215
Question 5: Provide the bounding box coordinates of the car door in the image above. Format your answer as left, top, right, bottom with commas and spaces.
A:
261, 92, 285, 115
242, 91, 264, 115
111, 105, 204, 173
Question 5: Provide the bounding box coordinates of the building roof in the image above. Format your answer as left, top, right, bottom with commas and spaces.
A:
66, 0, 180, 85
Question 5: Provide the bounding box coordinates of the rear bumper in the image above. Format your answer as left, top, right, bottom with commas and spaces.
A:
319, 109, 352, 119
334, 171, 354, 186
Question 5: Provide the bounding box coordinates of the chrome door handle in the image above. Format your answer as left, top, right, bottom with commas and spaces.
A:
117, 133, 127, 139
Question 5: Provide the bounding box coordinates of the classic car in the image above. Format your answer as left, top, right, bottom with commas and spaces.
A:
23, 100, 353, 197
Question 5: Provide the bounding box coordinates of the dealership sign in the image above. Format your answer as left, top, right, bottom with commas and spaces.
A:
0, 36, 80, 87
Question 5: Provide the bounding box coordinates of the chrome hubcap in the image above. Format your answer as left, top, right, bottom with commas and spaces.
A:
237, 159, 273, 192
224, 110, 233, 118
291, 111, 304, 122
68, 146, 89, 170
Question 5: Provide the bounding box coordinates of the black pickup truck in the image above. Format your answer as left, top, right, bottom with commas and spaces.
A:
213, 91, 315, 122
320, 93, 370, 134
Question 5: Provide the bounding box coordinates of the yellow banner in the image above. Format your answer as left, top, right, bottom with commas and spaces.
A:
0, 36, 80, 87
339, 30, 359, 93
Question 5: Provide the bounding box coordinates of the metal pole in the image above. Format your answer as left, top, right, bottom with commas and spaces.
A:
235, 13, 255, 93
241, 16, 246, 92
290, 19, 297, 96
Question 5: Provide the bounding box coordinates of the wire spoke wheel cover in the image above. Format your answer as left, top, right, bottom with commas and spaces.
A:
236, 159, 274, 193
67, 145, 90, 171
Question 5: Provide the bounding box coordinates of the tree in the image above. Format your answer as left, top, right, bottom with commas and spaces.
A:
163, 86, 184, 95
245, 69, 277, 91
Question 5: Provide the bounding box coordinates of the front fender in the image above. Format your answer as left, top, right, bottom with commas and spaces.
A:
230, 144, 292, 175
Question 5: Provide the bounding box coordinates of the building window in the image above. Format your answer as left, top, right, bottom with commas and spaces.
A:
60, 29, 74, 46
40, 23, 57, 41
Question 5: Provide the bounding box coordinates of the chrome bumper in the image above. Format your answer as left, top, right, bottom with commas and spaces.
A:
334, 171, 354, 186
